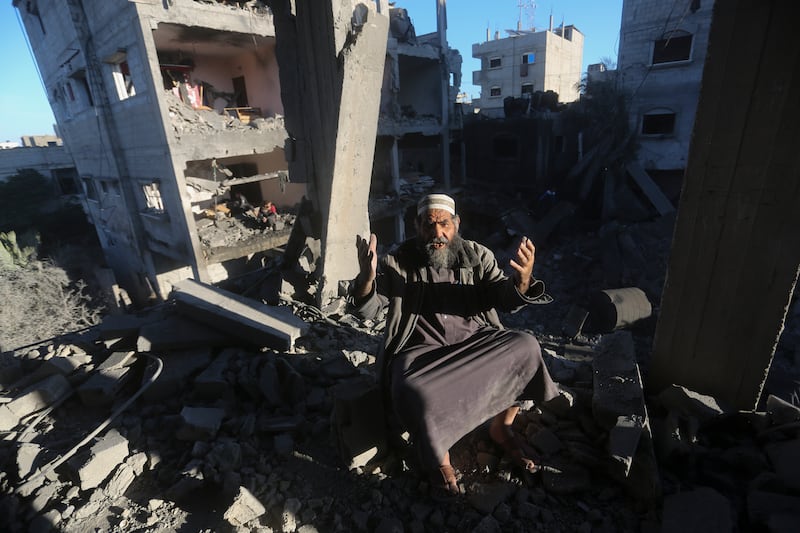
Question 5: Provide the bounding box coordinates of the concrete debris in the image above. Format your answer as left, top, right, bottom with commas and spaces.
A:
224, 486, 266, 527
73, 428, 129, 491
171, 278, 308, 351
0, 205, 798, 533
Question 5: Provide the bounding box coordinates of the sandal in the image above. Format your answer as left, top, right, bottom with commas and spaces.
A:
493, 430, 542, 474
429, 464, 460, 501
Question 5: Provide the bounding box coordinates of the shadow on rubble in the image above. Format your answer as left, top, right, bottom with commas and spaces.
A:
0, 289, 395, 532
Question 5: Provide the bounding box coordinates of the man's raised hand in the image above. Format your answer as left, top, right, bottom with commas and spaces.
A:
509, 236, 535, 294
355, 233, 378, 299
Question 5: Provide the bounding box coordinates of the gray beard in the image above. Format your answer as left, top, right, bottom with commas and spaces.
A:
421, 234, 461, 269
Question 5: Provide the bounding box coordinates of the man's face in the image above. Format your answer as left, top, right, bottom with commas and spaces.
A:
417, 208, 460, 268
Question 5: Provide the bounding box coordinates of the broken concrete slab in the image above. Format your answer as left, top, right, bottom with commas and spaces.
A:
766, 394, 800, 425
608, 415, 644, 477
97, 313, 161, 341
176, 406, 225, 441
193, 348, 235, 400
170, 278, 308, 351
77, 366, 132, 407
591, 331, 647, 429
224, 486, 266, 527
16, 442, 42, 480
136, 314, 230, 352
143, 347, 214, 401
656, 384, 729, 423
74, 429, 129, 491
3, 374, 72, 430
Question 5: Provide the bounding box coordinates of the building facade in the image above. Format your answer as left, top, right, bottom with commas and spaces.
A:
617, 0, 715, 172
15, 0, 461, 306
472, 22, 584, 117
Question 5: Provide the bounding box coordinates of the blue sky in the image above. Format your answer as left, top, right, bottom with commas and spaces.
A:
0, 0, 622, 143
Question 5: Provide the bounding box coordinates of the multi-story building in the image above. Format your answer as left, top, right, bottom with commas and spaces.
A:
15, 0, 462, 306
472, 20, 584, 118
15, 0, 294, 306
372, 4, 463, 242
616, 0, 715, 173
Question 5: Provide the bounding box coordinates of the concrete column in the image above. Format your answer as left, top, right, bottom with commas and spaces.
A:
647, 0, 800, 409
272, 1, 389, 306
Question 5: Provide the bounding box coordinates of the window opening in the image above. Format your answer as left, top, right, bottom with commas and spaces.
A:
489, 57, 502, 69
232, 76, 249, 107
82, 177, 99, 201
142, 182, 165, 212
521, 83, 534, 95
652, 34, 693, 64
521, 52, 535, 64
106, 50, 136, 101
641, 112, 676, 135
490, 86, 501, 97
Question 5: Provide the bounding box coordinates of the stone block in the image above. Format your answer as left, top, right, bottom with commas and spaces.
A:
97, 351, 135, 371
144, 348, 213, 401
17, 442, 42, 480
0, 405, 20, 432
137, 315, 230, 352
657, 384, 727, 423
224, 486, 266, 527
77, 366, 131, 407
176, 406, 225, 441
194, 349, 235, 400
104, 463, 135, 499
591, 331, 647, 429
171, 278, 308, 351
608, 415, 644, 476
330, 377, 387, 470
7, 374, 71, 420
76, 429, 129, 491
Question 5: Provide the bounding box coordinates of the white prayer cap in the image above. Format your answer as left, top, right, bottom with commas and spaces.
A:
417, 193, 456, 216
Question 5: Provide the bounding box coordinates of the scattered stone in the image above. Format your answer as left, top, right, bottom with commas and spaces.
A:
224, 486, 266, 527
74, 428, 129, 491
176, 406, 226, 440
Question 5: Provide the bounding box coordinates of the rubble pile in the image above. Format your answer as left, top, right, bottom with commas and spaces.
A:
165, 90, 286, 136
197, 211, 295, 250
1, 215, 799, 532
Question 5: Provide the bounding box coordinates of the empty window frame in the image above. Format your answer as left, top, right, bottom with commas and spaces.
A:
489, 57, 502, 69
82, 177, 99, 201
641, 112, 676, 135
521, 52, 535, 64
521, 83, 534, 95
142, 182, 165, 212
105, 50, 136, 100
490, 86, 502, 97
652, 33, 693, 64
70, 69, 94, 107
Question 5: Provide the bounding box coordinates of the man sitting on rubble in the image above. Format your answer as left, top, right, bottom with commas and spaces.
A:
350, 193, 560, 498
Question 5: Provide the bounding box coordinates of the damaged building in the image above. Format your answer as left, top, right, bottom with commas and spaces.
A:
14, 0, 462, 308
616, 0, 715, 197
369, 4, 463, 243
15, 0, 296, 307
472, 18, 584, 117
